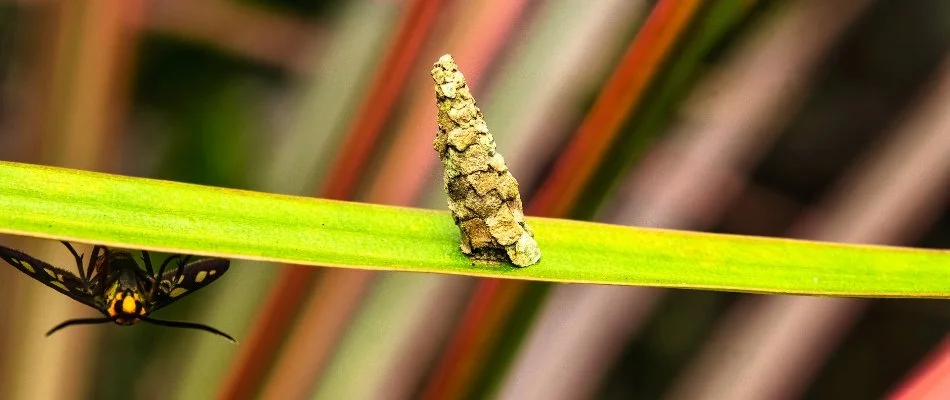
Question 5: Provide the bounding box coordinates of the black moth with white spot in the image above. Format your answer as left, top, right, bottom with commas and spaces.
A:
0, 241, 234, 342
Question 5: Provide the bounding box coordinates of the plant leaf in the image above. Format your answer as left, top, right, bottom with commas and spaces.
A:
0, 161, 947, 297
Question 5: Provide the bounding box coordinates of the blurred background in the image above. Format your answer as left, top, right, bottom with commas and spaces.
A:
1, 0, 949, 399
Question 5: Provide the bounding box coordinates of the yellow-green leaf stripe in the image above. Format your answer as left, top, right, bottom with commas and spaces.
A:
0, 161, 947, 297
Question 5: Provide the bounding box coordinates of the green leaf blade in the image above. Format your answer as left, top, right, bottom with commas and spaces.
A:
0, 160, 947, 298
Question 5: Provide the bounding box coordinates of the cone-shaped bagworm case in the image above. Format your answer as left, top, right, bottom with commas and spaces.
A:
431, 54, 541, 267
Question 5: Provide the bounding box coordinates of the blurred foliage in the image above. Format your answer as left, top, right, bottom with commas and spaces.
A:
755, 0, 950, 205
239, 0, 342, 17
467, 283, 552, 400
807, 299, 950, 399
600, 291, 741, 399
133, 35, 281, 187
576, 0, 756, 220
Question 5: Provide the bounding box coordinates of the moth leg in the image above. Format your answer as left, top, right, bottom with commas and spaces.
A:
61, 242, 85, 282
179, 255, 195, 266
85, 246, 105, 291
157, 255, 180, 282
141, 250, 155, 277
97, 247, 111, 290
173, 255, 194, 284
87, 246, 103, 282
149, 255, 180, 299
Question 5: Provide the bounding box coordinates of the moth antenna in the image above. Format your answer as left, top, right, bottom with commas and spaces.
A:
141, 316, 236, 343
46, 317, 115, 336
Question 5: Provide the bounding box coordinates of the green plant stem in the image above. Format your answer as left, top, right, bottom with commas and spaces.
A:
0, 160, 947, 297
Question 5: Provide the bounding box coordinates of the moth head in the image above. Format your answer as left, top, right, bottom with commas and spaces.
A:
106, 289, 148, 324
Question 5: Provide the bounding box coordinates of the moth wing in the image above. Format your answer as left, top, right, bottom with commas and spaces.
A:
150, 258, 229, 312
0, 245, 102, 310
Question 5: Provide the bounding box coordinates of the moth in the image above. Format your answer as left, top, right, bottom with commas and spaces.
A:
0, 241, 234, 342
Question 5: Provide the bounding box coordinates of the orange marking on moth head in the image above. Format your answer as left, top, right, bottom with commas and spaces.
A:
107, 290, 147, 324
107, 291, 124, 318
122, 295, 137, 314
